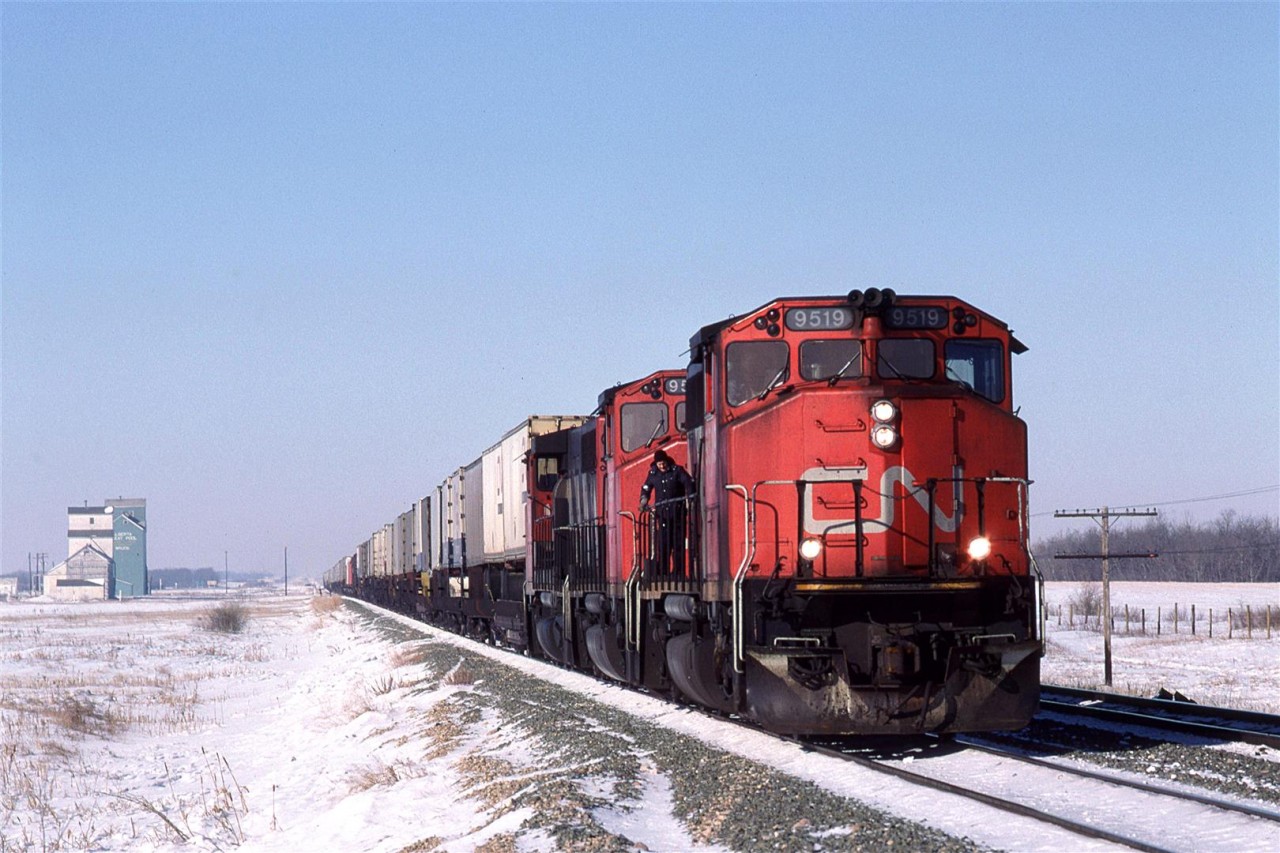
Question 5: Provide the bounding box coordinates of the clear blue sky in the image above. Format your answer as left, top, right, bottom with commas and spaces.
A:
3, 3, 1277, 579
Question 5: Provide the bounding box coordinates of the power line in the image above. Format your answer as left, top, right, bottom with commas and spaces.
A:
1033, 484, 1278, 518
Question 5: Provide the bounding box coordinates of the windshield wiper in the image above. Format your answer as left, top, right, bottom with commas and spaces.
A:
643, 419, 666, 448
827, 350, 862, 386
945, 366, 973, 391
757, 366, 789, 401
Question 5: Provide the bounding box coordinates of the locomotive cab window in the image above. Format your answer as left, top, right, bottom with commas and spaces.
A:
726, 340, 790, 406
877, 339, 935, 380
535, 456, 561, 491
675, 401, 688, 432
945, 339, 1005, 403
621, 402, 668, 452
799, 339, 863, 382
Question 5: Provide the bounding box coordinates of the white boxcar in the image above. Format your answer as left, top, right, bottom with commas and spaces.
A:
429, 483, 447, 570
443, 468, 466, 568
460, 457, 484, 567
392, 511, 407, 577
414, 495, 431, 573
373, 524, 393, 577
356, 539, 370, 580
481, 415, 587, 563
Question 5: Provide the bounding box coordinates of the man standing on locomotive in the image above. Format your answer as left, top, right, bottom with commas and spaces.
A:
639, 450, 696, 577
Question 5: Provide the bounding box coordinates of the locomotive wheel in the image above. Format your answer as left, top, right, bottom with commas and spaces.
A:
535, 616, 566, 664
665, 632, 735, 713
585, 623, 627, 682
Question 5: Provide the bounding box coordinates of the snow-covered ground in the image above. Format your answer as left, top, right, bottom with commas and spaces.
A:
0, 582, 1276, 851
1041, 581, 1280, 712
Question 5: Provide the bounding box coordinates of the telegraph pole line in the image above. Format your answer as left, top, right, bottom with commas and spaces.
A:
1054, 506, 1158, 686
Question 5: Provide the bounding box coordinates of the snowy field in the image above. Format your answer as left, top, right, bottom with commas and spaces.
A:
0, 582, 1276, 852
1041, 581, 1280, 713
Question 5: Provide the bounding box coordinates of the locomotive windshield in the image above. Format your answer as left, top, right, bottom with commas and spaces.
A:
621, 402, 668, 451
799, 339, 863, 382
945, 339, 1005, 403
877, 339, 935, 379
726, 341, 789, 406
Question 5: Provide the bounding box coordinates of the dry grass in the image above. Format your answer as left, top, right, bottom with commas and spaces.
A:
389, 645, 428, 668
444, 662, 475, 686
346, 759, 421, 793
367, 674, 400, 696
310, 595, 342, 615
200, 601, 249, 634
0, 595, 299, 848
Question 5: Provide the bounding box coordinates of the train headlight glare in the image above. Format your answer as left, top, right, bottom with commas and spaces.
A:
799, 538, 823, 561
870, 424, 898, 449
967, 536, 992, 561
870, 399, 898, 423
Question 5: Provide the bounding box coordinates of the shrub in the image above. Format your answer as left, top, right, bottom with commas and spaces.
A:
202, 602, 249, 634
1067, 582, 1103, 620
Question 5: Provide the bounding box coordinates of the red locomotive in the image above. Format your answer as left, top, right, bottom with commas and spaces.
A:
326, 290, 1043, 736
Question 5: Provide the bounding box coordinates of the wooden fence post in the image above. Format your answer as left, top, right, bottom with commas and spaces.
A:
1142, 608, 1146, 636
1125, 604, 1130, 634
1209, 607, 1213, 638
1157, 606, 1162, 637
1229, 608, 1233, 639
1192, 604, 1196, 636
1248, 606, 1252, 639
1174, 603, 1179, 635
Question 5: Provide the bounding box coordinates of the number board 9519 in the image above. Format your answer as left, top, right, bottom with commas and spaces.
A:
784, 307, 854, 331
884, 305, 948, 330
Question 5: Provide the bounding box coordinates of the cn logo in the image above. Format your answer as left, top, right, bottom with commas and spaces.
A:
801, 466, 963, 536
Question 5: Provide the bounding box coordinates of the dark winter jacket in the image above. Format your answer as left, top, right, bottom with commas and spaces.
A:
640, 463, 695, 508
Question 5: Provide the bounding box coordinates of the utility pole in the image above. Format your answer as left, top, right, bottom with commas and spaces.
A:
284, 546, 288, 596
1054, 506, 1158, 686
34, 553, 47, 597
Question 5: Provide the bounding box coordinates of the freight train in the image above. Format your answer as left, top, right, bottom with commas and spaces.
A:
325, 290, 1044, 735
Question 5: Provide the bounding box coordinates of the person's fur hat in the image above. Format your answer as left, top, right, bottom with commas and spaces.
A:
653, 450, 672, 466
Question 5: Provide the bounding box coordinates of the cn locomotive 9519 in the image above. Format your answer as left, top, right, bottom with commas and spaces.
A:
325, 291, 1044, 736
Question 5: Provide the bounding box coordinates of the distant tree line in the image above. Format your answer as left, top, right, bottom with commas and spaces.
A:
1033, 511, 1279, 582
151, 567, 220, 588
151, 567, 273, 588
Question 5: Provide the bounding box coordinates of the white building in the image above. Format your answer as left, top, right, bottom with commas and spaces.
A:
43, 543, 113, 601
68, 506, 115, 559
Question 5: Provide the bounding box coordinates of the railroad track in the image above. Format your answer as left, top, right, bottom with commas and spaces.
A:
359, 600, 1276, 851
1040, 685, 1280, 749
803, 734, 1280, 853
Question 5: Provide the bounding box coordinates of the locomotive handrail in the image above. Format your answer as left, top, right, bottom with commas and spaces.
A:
1029, 549, 1047, 644
725, 484, 751, 674
619, 511, 642, 651
732, 479, 796, 672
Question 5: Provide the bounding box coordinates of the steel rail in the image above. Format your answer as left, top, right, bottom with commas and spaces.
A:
1040, 687, 1280, 750
795, 739, 1177, 853
954, 736, 1280, 824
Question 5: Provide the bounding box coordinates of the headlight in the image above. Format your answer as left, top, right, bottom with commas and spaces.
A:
799, 538, 823, 561
870, 399, 898, 423
967, 536, 992, 561
870, 424, 898, 449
